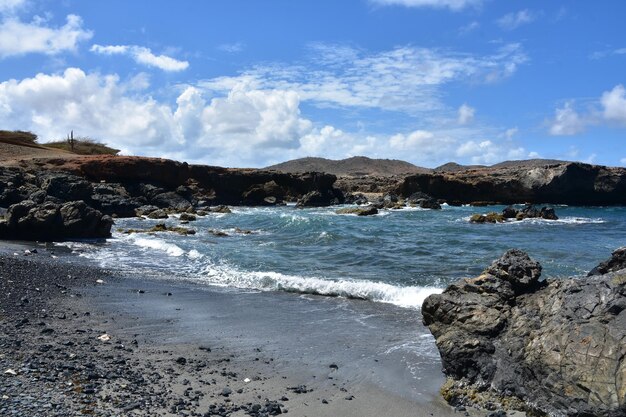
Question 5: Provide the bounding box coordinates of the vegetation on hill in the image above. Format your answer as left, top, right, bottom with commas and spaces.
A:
0, 130, 40, 147
45, 137, 120, 156
0, 130, 119, 155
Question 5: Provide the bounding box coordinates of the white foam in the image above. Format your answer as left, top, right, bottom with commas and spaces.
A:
188, 249, 203, 259
198, 263, 441, 309
130, 236, 185, 257
460, 216, 606, 225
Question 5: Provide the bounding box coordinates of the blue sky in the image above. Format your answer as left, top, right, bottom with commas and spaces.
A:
0, 0, 624, 167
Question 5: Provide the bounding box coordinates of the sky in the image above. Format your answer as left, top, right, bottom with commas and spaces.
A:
0, 0, 625, 168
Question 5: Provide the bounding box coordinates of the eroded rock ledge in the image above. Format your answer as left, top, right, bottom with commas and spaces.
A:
422, 249, 626, 417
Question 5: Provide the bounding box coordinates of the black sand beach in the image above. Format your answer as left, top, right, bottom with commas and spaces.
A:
0, 245, 497, 417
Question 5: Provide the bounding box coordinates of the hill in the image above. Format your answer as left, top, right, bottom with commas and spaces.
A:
266, 156, 430, 177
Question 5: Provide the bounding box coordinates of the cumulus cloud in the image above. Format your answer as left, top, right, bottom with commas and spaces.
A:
548, 85, 626, 136
457, 103, 475, 125
0, 68, 316, 165
0, 14, 92, 58
370, 0, 484, 11
456, 139, 527, 165
0, 66, 537, 167
549, 102, 585, 136
91, 44, 189, 72
497, 9, 535, 30
601, 84, 626, 124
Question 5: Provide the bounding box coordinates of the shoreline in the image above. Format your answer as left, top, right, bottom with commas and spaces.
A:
0, 245, 486, 417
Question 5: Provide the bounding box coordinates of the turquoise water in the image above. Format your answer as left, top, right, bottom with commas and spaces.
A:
70, 204, 626, 309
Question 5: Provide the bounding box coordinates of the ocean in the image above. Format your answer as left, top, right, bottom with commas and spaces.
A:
67, 203, 625, 309
58, 203, 626, 402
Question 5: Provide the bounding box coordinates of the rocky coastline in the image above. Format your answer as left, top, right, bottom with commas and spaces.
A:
422, 249, 626, 417
396, 162, 626, 206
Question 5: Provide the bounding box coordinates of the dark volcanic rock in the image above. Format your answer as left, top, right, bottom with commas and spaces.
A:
0, 200, 112, 241
588, 247, 626, 276
296, 189, 343, 207
335, 206, 378, 216
398, 161, 626, 205
423, 249, 626, 417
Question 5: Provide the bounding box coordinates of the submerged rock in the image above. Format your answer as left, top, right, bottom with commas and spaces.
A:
335, 206, 378, 216
121, 223, 195, 236
423, 249, 626, 417
469, 212, 505, 223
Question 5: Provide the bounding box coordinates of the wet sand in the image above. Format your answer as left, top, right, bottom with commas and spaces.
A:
0, 244, 497, 416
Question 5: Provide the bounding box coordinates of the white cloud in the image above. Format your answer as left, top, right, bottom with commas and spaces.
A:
589, 48, 626, 60
218, 42, 245, 53
503, 127, 518, 139
0, 66, 536, 167
91, 44, 189, 72
0, 14, 92, 58
200, 43, 527, 116
0, 68, 316, 166
547, 84, 626, 136
549, 102, 585, 136
0, 68, 179, 153
601, 84, 626, 124
457, 103, 475, 125
458, 21, 480, 35
456, 139, 528, 165
0, 0, 26, 14
620, 157, 626, 165
497, 9, 535, 30
370, 0, 483, 11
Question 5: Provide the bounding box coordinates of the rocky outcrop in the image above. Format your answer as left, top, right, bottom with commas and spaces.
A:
0, 200, 112, 241
588, 247, 626, 276
471, 205, 559, 223
0, 156, 345, 219
335, 206, 378, 216
296, 189, 344, 207
398, 161, 626, 205
407, 192, 441, 209
422, 249, 626, 417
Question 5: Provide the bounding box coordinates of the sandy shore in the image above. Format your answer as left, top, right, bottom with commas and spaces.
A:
0, 244, 504, 416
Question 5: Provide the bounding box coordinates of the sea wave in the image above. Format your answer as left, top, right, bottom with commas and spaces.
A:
197, 262, 441, 309
127, 236, 185, 257
460, 216, 606, 225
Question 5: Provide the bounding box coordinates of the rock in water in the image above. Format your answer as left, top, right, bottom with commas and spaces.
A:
422, 249, 626, 417
335, 206, 378, 216
588, 247, 626, 276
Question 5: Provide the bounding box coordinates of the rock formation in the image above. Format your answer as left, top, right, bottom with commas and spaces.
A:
422, 249, 626, 416
0, 200, 112, 241
398, 161, 626, 205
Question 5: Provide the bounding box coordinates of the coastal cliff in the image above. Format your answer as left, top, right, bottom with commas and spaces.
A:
423, 249, 626, 417
0, 155, 343, 240
397, 161, 626, 205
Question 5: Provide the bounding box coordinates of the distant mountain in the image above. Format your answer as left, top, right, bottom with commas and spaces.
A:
434, 159, 571, 173
266, 156, 430, 177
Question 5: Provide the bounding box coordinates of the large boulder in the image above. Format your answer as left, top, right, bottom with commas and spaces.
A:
0, 200, 112, 241
39, 173, 93, 202
151, 191, 192, 211
423, 249, 626, 417
296, 190, 343, 207
588, 247, 626, 276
